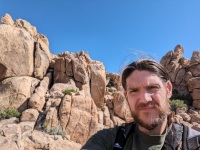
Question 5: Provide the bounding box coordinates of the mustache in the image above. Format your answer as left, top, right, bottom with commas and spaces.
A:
137, 101, 159, 109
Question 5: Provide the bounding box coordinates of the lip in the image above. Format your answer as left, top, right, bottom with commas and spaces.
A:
138, 107, 156, 111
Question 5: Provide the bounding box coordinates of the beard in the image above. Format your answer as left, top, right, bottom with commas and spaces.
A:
131, 100, 171, 130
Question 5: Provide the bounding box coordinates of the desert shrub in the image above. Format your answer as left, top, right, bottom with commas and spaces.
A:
0, 107, 21, 119
169, 99, 188, 112
45, 127, 65, 139
170, 89, 193, 107
62, 89, 77, 95
42, 123, 65, 137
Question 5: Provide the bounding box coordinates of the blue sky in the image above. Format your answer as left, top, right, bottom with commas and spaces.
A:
1, 1, 200, 73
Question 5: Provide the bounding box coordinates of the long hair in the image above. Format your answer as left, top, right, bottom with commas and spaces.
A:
121, 58, 169, 90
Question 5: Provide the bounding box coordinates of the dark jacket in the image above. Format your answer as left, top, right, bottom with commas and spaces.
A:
81, 122, 200, 150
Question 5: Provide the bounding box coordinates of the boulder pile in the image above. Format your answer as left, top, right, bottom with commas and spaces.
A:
161, 45, 200, 109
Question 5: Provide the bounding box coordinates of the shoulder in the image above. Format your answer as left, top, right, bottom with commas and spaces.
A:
185, 125, 200, 149
81, 126, 119, 150
178, 122, 200, 138
173, 122, 200, 149
172, 122, 200, 136
187, 127, 200, 139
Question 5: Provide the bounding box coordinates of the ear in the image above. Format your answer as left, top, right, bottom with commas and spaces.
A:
166, 80, 172, 99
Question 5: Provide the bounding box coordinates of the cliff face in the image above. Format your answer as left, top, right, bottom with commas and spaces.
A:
0, 14, 200, 150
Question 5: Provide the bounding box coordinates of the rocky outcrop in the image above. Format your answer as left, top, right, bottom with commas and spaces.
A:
160, 45, 200, 135
53, 51, 106, 108
0, 14, 131, 150
0, 14, 50, 81
1, 13, 14, 25
160, 45, 200, 109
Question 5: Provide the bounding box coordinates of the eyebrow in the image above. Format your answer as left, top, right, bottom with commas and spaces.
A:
126, 86, 138, 91
127, 83, 160, 90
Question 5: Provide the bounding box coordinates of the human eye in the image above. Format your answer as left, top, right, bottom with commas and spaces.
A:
129, 88, 138, 94
148, 85, 160, 91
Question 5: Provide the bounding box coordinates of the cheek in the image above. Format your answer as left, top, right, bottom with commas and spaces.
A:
153, 92, 167, 105
127, 96, 136, 110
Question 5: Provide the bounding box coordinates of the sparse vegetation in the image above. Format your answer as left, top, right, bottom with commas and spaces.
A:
48, 128, 65, 137
43, 126, 65, 140
169, 99, 188, 112
62, 89, 77, 95
42, 122, 65, 138
0, 107, 21, 119
170, 89, 193, 106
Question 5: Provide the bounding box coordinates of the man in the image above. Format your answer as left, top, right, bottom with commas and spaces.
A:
82, 59, 200, 150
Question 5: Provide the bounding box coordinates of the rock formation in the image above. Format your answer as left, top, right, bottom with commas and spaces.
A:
160, 45, 200, 109
0, 14, 133, 150
1, 13, 200, 150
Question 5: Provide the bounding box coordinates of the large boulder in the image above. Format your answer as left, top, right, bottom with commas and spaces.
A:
72, 58, 89, 84
20, 108, 39, 122
53, 52, 76, 83
43, 107, 59, 132
160, 45, 184, 83
113, 92, 133, 122
23, 130, 81, 150
34, 39, 51, 79
160, 50, 173, 70
192, 100, 200, 109
188, 64, 200, 77
187, 77, 200, 92
0, 24, 35, 81
0, 124, 23, 150
90, 61, 106, 108
188, 51, 200, 77
190, 51, 200, 65
58, 91, 98, 145
54, 57, 70, 83
0, 77, 39, 112
29, 73, 52, 111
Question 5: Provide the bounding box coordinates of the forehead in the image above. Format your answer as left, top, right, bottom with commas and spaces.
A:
126, 70, 164, 87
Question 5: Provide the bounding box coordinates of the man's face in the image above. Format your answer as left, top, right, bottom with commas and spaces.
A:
125, 70, 172, 130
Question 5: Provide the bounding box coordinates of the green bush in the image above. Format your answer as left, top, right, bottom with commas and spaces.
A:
169, 99, 188, 112
62, 89, 77, 95
170, 89, 193, 106
0, 108, 21, 119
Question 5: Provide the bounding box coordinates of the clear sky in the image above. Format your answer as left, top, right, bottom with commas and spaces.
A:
1, 1, 200, 73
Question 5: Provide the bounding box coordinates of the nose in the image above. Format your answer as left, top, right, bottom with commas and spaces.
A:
139, 90, 152, 103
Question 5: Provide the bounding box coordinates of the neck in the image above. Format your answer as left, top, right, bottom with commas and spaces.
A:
138, 117, 168, 135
